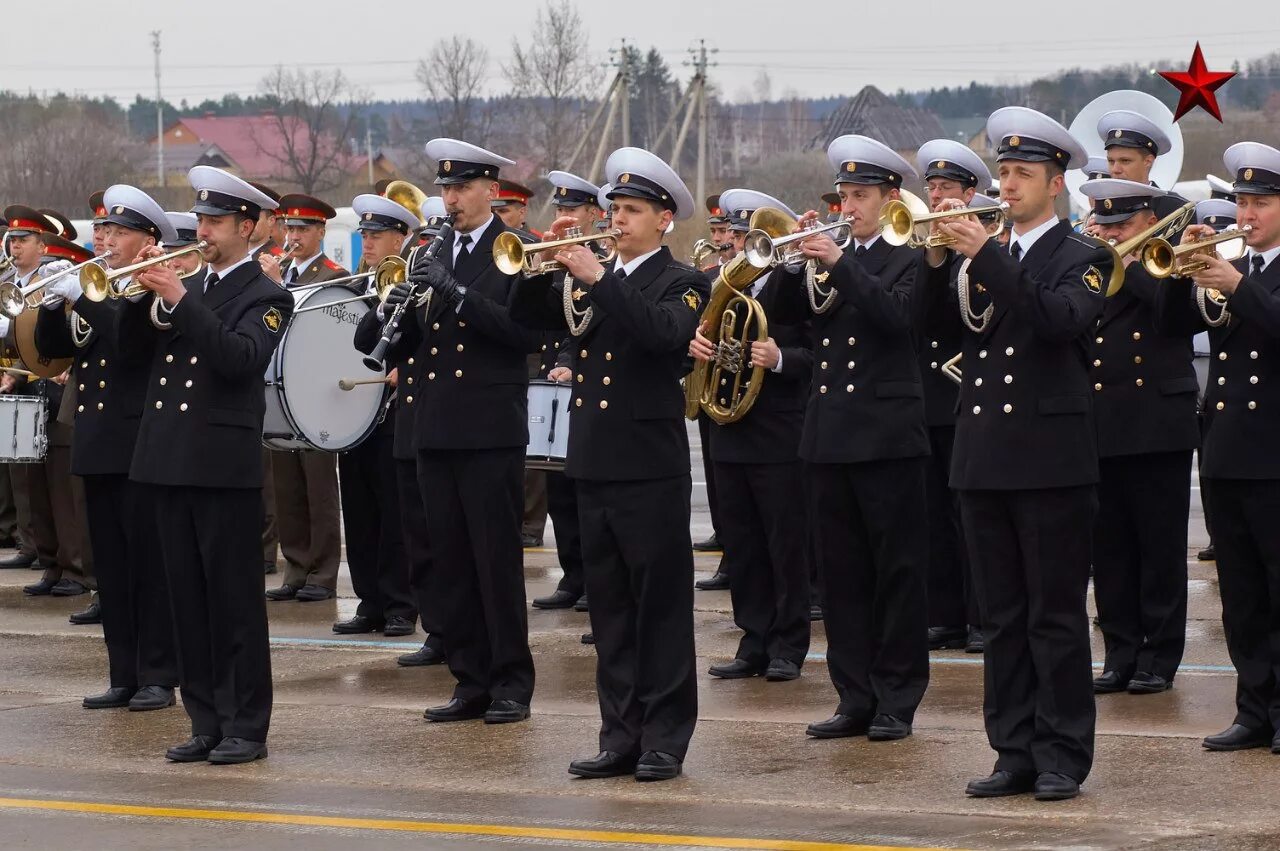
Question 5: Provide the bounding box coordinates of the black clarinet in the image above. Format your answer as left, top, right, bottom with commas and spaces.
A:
363, 216, 454, 371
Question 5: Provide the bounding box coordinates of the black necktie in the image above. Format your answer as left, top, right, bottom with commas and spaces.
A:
854, 245, 867, 258
286, 266, 298, 285
615, 267, 627, 281
1252, 254, 1266, 277
204, 272, 219, 293
457, 234, 472, 255
1011, 242, 1023, 262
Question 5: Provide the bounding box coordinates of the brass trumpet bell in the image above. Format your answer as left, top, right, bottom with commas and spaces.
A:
81, 242, 208, 302
879, 195, 1009, 249
492, 228, 621, 277
1142, 225, 1251, 279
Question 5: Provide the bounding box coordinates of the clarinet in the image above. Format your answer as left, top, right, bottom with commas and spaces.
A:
362, 216, 454, 371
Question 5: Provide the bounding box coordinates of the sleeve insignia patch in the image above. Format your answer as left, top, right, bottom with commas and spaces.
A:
682, 288, 702, 311
1083, 266, 1103, 293
263, 307, 283, 332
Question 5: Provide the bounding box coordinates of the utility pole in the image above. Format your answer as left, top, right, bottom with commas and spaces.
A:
152, 31, 164, 187
608, 40, 632, 149
366, 126, 374, 185
684, 40, 716, 207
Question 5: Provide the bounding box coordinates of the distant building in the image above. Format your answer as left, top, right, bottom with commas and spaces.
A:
809, 86, 945, 158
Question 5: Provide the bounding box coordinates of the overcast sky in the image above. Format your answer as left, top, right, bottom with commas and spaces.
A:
5, 1, 1274, 106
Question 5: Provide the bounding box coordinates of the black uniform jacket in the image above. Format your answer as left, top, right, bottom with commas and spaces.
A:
123, 262, 294, 489
354, 307, 412, 460
949, 220, 1109, 491
35, 297, 151, 476
1089, 261, 1199, 458
708, 272, 812, 465
510, 246, 710, 482
917, 252, 964, 427
771, 237, 929, 465
399, 217, 542, 452
1155, 254, 1280, 480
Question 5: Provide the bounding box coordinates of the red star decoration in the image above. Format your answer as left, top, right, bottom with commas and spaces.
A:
1159, 42, 1235, 122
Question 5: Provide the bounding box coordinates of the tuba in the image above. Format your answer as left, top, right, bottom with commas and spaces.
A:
683, 207, 796, 424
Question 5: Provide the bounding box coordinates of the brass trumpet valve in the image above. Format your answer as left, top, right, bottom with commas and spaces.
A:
712, 339, 744, 375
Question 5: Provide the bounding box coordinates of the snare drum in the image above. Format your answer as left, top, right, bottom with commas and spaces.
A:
526, 379, 571, 471
0, 394, 47, 462
263, 284, 387, 452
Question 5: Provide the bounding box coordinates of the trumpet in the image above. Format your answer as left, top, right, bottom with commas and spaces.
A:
691, 239, 721, 269
81, 242, 207, 302
493, 228, 621, 277
1141, 225, 1252, 279
743, 218, 853, 269
0, 253, 111, 318
1088, 201, 1196, 297
880, 198, 1010, 249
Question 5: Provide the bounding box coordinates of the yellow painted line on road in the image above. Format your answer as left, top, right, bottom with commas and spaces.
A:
0, 796, 955, 851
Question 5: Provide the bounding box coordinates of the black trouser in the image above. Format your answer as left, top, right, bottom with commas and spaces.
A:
1197, 414, 1213, 541
696, 413, 724, 548
961, 485, 1097, 782
578, 474, 697, 760
808, 457, 929, 722
714, 460, 810, 666
396, 458, 443, 652
417, 447, 533, 704
546, 470, 583, 597
1201, 478, 1280, 732
84, 475, 177, 691
1093, 451, 1192, 681
924, 425, 978, 629
340, 428, 415, 623
153, 484, 272, 742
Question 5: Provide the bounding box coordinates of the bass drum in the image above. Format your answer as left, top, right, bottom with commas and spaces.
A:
263, 284, 386, 452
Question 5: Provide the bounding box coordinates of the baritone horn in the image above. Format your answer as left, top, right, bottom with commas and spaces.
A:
1141, 225, 1252, 279
879, 196, 1010, 249
492, 228, 621, 277
81, 242, 207, 302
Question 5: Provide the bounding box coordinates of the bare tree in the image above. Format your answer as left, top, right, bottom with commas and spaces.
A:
503, 0, 596, 170
416, 36, 491, 141
0, 96, 143, 213
256, 67, 367, 194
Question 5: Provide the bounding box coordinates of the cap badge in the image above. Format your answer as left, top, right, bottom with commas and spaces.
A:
364, 213, 372, 220
559, 187, 567, 196
1009, 136, 1020, 147
1114, 130, 1123, 138
114, 206, 124, 214
443, 161, 452, 172
846, 162, 857, 172
620, 173, 631, 184
1245, 168, 1254, 181
1209, 216, 1217, 224
199, 190, 209, 201
1104, 199, 1113, 210
937, 160, 946, 168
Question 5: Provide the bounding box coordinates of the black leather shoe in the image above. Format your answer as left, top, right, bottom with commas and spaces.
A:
397, 642, 446, 667
265, 584, 298, 601
695, 569, 730, 591
1093, 671, 1130, 694
1034, 772, 1080, 801
166, 735, 221, 763
264, 562, 278, 575
22, 578, 57, 596
521, 534, 543, 548
581, 633, 595, 645
207, 737, 268, 764
50, 579, 88, 597
809, 604, 824, 622
709, 658, 765, 679
1203, 724, 1272, 751
635, 750, 682, 781
69, 599, 102, 625
531, 589, 577, 609
692, 534, 720, 552
965, 770, 1036, 798
128, 685, 175, 711
424, 697, 490, 722
383, 615, 415, 637
765, 658, 801, 681
83, 686, 134, 709
573, 594, 589, 612
295, 584, 335, 602
1272, 730, 1280, 754
333, 614, 383, 634
1127, 672, 1172, 694
806, 714, 868, 739
484, 699, 530, 724
868, 713, 912, 741
0, 551, 36, 568
568, 750, 638, 778
928, 626, 967, 651
965, 626, 985, 654
1197, 544, 1216, 561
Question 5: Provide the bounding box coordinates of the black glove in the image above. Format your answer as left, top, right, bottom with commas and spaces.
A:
384, 283, 414, 307
409, 261, 462, 307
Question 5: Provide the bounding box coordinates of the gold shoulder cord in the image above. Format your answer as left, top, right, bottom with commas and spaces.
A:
70, 312, 93, 347
956, 257, 992, 333
805, 259, 836, 314
562, 273, 593, 337
1197, 286, 1230, 328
